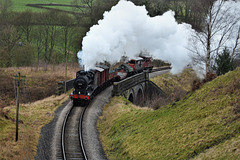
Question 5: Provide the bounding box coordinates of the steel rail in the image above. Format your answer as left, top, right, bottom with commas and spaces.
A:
61, 104, 74, 160
61, 103, 88, 160
79, 105, 88, 160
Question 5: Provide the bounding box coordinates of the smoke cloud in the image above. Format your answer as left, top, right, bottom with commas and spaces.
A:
78, 0, 193, 74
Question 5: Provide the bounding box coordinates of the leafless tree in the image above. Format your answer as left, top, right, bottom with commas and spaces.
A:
0, 0, 12, 22
71, 0, 94, 25
92, 0, 118, 22
32, 26, 44, 71
14, 10, 33, 43
232, 25, 240, 60
39, 11, 59, 66
189, 0, 240, 75
144, 0, 169, 16
0, 25, 20, 67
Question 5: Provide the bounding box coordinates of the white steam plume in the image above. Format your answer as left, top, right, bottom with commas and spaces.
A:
78, 0, 193, 74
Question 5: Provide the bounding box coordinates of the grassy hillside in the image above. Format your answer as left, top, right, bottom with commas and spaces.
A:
151, 68, 197, 95
98, 67, 240, 159
148, 69, 198, 109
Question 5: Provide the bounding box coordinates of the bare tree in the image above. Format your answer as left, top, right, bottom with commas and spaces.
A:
32, 26, 44, 70
59, 13, 75, 92
189, 0, 240, 75
40, 11, 59, 64
0, 25, 20, 67
14, 10, 33, 43
71, 0, 94, 25
92, 0, 118, 22
145, 0, 169, 16
232, 25, 240, 59
0, 0, 12, 22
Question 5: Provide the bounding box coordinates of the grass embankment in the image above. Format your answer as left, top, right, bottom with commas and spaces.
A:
147, 68, 198, 109
98, 68, 240, 159
0, 93, 69, 159
151, 68, 196, 94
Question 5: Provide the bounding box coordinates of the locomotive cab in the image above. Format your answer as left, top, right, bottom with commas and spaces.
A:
140, 56, 153, 71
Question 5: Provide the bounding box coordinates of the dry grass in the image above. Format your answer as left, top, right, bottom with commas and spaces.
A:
4, 63, 80, 78
148, 68, 198, 109
0, 63, 80, 108
0, 93, 69, 160
151, 68, 198, 94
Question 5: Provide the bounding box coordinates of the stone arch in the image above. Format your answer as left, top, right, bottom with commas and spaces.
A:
135, 87, 144, 106
128, 89, 135, 103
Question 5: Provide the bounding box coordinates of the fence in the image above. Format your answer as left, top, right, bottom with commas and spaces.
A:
56, 79, 75, 95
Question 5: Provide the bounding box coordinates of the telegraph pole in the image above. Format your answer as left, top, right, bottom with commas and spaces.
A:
16, 72, 20, 142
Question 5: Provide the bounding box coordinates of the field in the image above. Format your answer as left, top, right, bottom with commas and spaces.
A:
11, 0, 73, 12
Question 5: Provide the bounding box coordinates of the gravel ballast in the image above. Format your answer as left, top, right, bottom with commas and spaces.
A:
35, 100, 71, 160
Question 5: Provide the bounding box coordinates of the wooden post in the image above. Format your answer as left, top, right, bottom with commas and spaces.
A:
16, 72, 20, 142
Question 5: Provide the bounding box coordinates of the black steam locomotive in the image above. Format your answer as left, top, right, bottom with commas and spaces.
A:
69, 65, 118, 105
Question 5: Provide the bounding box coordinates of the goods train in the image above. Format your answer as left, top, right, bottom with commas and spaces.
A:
69, 56, 153, 105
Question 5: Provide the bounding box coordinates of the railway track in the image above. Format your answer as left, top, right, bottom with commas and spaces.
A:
56, 67, 171, 160
61, 104, 88, 160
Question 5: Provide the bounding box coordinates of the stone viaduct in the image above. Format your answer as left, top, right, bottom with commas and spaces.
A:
112, 71, 166, 106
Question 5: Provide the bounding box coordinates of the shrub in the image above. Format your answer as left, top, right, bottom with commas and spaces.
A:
13, 43, 34, 67
213, 47, 236, 76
